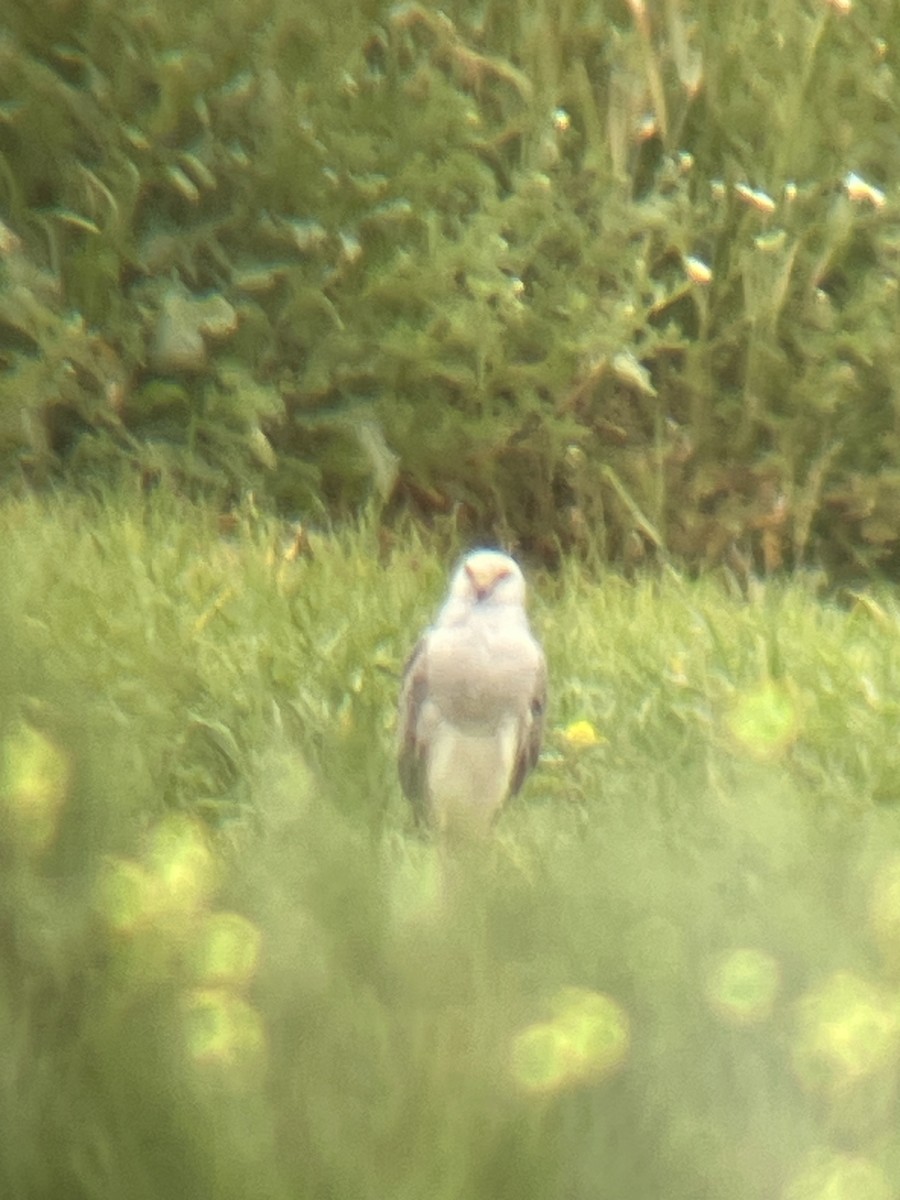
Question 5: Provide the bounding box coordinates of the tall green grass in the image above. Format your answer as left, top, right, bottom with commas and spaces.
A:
2, 486, 900, 1199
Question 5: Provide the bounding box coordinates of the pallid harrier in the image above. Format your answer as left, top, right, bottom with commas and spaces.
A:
398, 550, 546, 834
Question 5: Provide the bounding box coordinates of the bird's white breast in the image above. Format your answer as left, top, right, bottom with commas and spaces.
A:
425, 612, 541, 730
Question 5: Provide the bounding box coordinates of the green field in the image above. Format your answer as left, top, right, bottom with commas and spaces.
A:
3, 0, 900, 1193
2, 487, 900, 1199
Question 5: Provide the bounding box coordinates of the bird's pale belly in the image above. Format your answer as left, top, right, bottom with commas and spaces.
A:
426, 718, 518, 832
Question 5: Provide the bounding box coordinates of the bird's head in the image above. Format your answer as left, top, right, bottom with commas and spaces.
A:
451, 549, 526, 609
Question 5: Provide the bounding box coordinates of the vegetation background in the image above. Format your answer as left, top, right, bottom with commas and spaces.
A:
3, 1, 900, 1198
2, 0, 900, 575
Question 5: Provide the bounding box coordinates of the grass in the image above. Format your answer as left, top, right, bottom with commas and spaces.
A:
3, 484, 900, 1199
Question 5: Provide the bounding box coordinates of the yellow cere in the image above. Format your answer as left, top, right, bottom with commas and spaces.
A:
511, 987, 630, 1095
466, 557, 509, 594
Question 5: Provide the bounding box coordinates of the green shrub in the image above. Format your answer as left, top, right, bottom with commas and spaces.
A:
1, 1, 899, 575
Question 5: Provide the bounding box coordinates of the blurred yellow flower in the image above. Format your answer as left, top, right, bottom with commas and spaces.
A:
791, 970, 900, 1095
0, 721, 71, 853
97, 814, 218, 939
192, 911, 262, 988
183, 987, 267, 1082
511, 987, 630, 1095
727, 680, 799, 760
562, 720, 605, 749
705, 947, 780, 1025
98, 857, 164, 933
146, 813, 218, 914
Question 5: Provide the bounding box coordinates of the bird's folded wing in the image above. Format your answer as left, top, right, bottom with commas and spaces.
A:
397, 636, 430, 820
510, 650, 547, 796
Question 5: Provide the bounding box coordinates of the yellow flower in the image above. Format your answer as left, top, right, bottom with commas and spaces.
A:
562, 720, 605, 749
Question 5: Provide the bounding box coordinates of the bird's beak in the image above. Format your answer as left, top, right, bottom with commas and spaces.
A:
466, 561, 509, 600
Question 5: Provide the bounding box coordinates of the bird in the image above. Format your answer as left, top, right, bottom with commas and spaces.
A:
397, 549, 547, 835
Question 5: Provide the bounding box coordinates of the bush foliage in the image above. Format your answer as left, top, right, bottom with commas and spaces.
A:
1, 0, 900, 573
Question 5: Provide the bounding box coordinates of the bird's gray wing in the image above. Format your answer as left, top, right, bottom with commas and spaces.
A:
510, 650, 547, 797
397, 636, 431, 824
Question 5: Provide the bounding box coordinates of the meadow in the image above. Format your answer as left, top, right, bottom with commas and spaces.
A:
2, 485, 900, 1199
